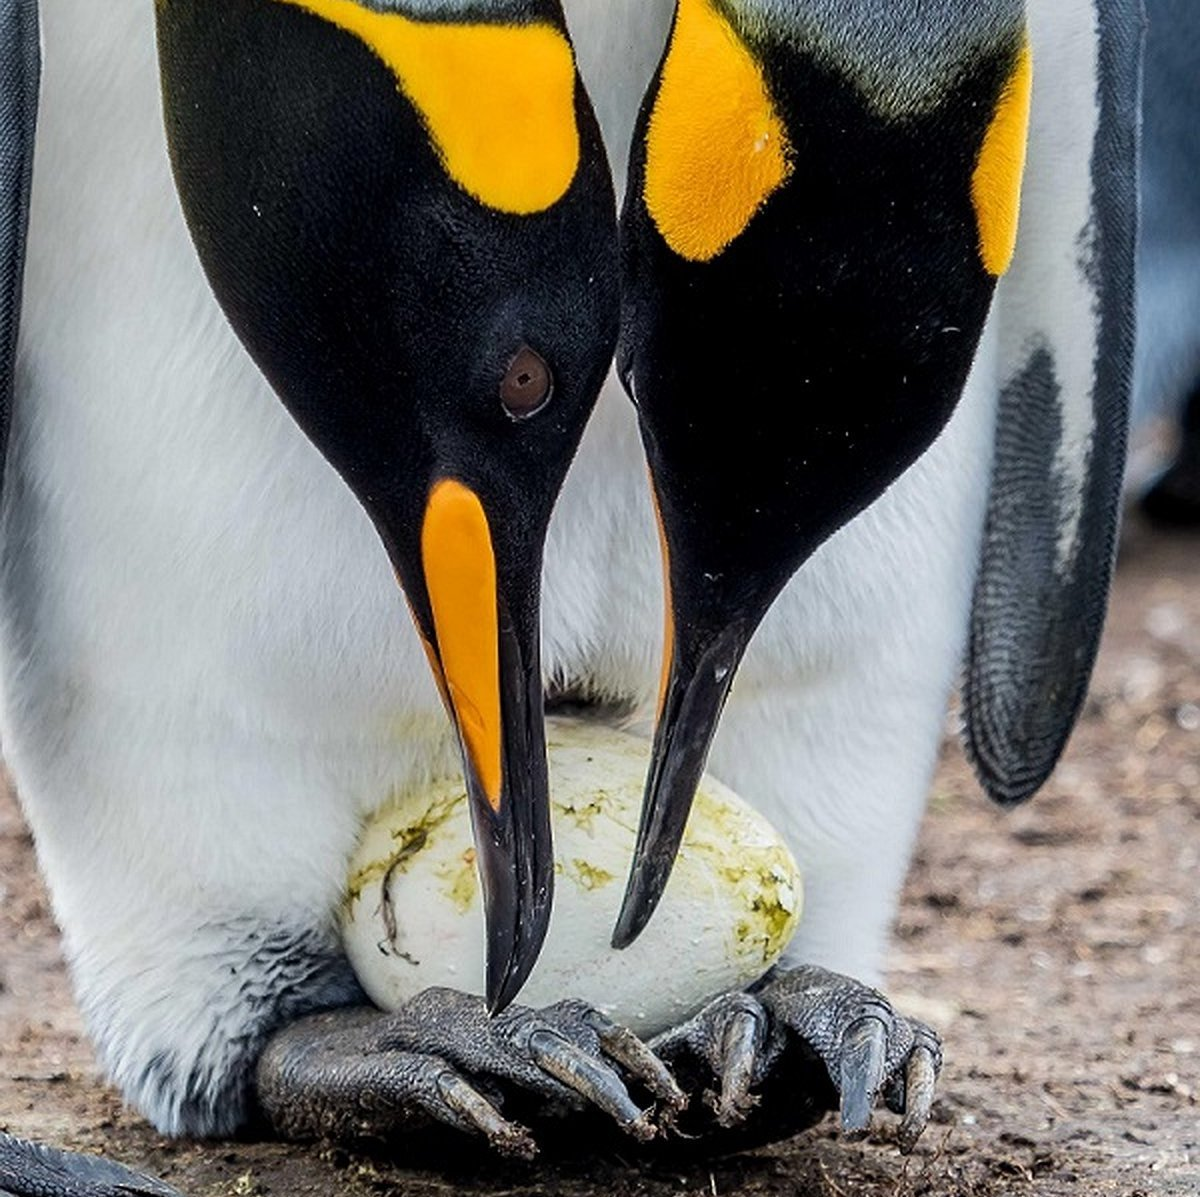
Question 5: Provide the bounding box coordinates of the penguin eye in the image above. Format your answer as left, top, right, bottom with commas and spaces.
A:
500, 346, 554, 420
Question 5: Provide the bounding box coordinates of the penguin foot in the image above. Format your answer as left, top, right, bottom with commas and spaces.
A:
0, 1131, 182, 1197
256, 991, 686, 1157
649, 965, 941, 1153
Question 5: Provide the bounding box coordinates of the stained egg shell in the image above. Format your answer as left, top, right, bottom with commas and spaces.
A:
341, 718, 802, 1037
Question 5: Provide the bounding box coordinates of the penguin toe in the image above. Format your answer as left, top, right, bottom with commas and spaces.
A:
0, 1132, 181, 1197
255, 992, 679, 1155
646, 966, 942, 1153
757, 965, 942, 1152
887, 1027, 941, 1154
256, 1006, 539, 1158
649, 991, 769, 1129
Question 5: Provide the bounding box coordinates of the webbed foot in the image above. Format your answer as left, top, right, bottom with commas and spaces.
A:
0, 1133, 181, 1197
650, 965, 941, 1153
256, 988, 686, 1158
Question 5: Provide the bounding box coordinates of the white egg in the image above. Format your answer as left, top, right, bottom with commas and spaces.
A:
341, 718, 802, 1037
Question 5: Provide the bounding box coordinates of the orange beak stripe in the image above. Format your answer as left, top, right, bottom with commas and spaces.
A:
421, 479, 504, 811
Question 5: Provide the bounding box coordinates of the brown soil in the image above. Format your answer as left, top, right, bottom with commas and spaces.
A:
2, 520, 1197, 1197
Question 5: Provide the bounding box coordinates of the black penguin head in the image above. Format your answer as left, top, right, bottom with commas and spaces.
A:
613, 0, 1032, 946
156, 0, 620, 1011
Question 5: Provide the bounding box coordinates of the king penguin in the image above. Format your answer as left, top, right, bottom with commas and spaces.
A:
0, 0, 1138, 1188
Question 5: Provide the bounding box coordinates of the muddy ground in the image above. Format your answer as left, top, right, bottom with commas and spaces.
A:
1, 519, 1197, 1197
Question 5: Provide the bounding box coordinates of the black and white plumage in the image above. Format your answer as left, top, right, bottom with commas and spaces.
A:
0, 0, 1138, 1183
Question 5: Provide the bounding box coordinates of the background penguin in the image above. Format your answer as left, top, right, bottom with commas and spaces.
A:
1134, 0, 1200, 525
0, 0, 1138, 1190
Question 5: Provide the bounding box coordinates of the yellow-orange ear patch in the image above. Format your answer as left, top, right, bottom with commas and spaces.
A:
644, 0, 792, 263
421, 479, 503, 811
274, 0, 580, 214
972, 40, 1033, 276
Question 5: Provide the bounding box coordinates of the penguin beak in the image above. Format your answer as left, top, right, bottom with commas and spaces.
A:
612, 605, 754, 950
609, 477, 783, 950
411, 478, 552, 1013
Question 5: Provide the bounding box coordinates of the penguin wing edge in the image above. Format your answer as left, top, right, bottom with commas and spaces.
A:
963, 0, 1143, 805
0, 0, 39, 492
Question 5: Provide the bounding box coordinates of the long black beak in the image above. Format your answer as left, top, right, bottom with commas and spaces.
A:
612, 616, 752, 949
473, 593, 553, 1013
409, 477, 554, 1013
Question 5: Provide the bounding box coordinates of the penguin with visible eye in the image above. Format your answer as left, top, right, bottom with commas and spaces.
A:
0, 0, 1139, 1188
0, 1, 685, 1190
155, 0, 621, 1016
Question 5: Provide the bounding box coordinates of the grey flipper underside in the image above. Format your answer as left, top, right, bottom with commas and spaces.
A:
0, 0, 38, 494
964, 0, 1143, 804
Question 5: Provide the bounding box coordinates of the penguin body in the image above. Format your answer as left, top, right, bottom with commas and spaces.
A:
0, 0, 1137, 1145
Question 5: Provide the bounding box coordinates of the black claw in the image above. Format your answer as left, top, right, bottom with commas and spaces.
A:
838, 1016, 889, 1136
897, 1045, 939, 1153
714, 1003, 767, 1127
435, 1072, 537, 1159
585, 1012, 688, 1116
527, 1028, 654, 1139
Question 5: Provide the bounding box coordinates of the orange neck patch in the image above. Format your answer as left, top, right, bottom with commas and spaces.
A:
972, 41, 1033, 276
644, 0, 792, 263
421, 479, 503, 810
274, 0, 580, 214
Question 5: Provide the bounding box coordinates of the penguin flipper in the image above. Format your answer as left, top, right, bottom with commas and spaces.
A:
963, 0, 1142, 805
0, 1132, 182, 1197
0, 0, 38, 490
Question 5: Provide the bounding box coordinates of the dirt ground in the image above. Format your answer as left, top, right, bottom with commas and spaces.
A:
1, 519, 1196, 1197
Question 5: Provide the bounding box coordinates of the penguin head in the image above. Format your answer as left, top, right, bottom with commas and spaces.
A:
613, 0, 1033, 945
156, 0, 620, 1010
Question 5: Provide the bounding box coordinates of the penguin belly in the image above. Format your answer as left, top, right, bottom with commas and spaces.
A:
1, 0, 996, 1140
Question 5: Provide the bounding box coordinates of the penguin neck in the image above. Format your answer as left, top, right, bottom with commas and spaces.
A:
562, 0, 674, 203
721, 0, 1024, 118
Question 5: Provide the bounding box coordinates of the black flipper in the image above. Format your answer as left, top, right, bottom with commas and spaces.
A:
964, 0, 1143, 804
0, 0, 38, 491
0, 1132, 182, 1197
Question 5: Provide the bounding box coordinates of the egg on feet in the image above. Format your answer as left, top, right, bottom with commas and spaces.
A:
342, 718, 802, 1037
